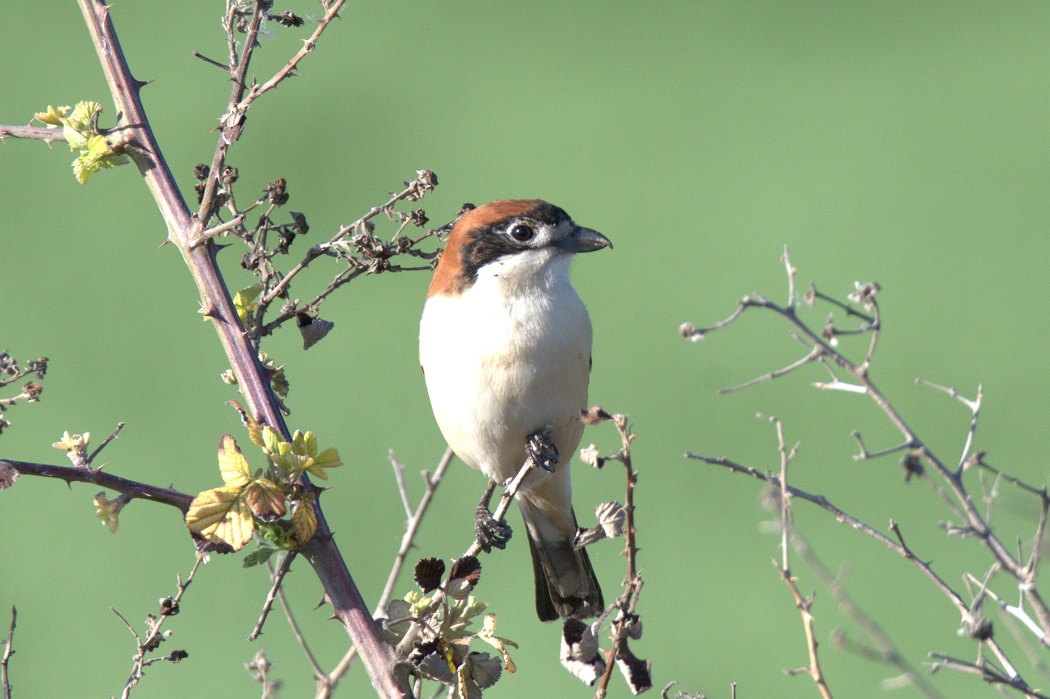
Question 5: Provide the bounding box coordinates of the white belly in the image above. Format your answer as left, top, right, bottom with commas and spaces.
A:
419, 277, 591, 484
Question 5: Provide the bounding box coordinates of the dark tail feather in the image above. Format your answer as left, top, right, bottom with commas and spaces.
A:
521, 501, 604, 621
527, 534, 603, 621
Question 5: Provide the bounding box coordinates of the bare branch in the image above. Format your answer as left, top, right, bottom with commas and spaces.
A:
320, 447, 455, 698
679, 299, 749, 341
249, 551, 298, 642
389, 450, 414, 520
87, 421, 126, 465
850, 431, 911, 461
798, 542, 947, 699
685, 252, 1050, 641
719, 346, 823, 395
3, 458, 193, 512
762, 415, 832, 699
115, 554, 204, 698
929, 653, 1050, 698
587, 408, 647, 699
238, 2, 347, 112
1, 607, 15, 699
0, 124, 66, 143
806, 283, 876, 324
377, 448, 456, 614
687, 451, 973, 621
782, 247, 799, 309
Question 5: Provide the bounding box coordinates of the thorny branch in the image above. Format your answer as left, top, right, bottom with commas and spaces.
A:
581, 406, 650, 699
115, 554, 204, 699
762, 415, 832, 699
683, 248, 1050, 696
0, 458, 194, 512
0, 1, 424, 695
316, 447, 455, 699
377, 448, 457, 616
2, 607, 14, 699
249, 551, 299, 642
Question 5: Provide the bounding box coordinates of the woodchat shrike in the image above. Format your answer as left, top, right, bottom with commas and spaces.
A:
419, 199, 609, 621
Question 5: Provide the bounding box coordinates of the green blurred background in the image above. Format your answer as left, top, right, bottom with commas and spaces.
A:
2, 2, 1048, 697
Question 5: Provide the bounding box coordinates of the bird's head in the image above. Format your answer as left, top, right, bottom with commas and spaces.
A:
427, 199, 611, 298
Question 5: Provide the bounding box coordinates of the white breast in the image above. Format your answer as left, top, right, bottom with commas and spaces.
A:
419, 255, 591, 484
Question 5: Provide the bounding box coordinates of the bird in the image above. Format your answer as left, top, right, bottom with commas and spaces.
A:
419, 199, 609, 621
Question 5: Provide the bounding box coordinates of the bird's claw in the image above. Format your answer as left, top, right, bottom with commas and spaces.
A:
526, 428, 559, 472
474, 480, 512, 553
475, 503, 512, 552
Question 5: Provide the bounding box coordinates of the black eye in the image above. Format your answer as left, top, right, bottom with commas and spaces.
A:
509, 224, 534, 242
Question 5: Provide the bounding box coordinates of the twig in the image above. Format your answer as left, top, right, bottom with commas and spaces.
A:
590, 408, 646, 699
915, 378, 980, 412
0, 353, 47, 390
1, 606, 15, 699
687, 451, 973, 622
929, 653, 1050, 698
377, 448, 456, 614
915, 379, 983, 476
392, 441, 550, 666
782, 246, 799, 309
191, 49, 226, 70
189, 213, 247, 250
719, 346, 823, 395
116, 553, 205, 699
964, 572, 1048, 644
797, 539, 947, 699
249, 551, 298, 641
389, 449, 414, 520
318, 447, 455, 699
256, 177, 440, 335
763, 416, 832, 699
850, 431, 911, 461
238, 1, 347, 112
806, 284, 876, 324
87, 421, 125, 465
274, 572, 326, 684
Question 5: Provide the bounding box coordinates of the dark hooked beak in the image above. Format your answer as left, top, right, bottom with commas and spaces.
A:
555, 225, 612, 253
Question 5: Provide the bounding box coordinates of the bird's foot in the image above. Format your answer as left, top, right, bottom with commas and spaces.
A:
526, 427, 559, 473
474, 481, 511, 552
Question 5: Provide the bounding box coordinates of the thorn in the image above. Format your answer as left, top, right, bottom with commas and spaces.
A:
159, 237, 173, 249
200, 303, 222, 320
